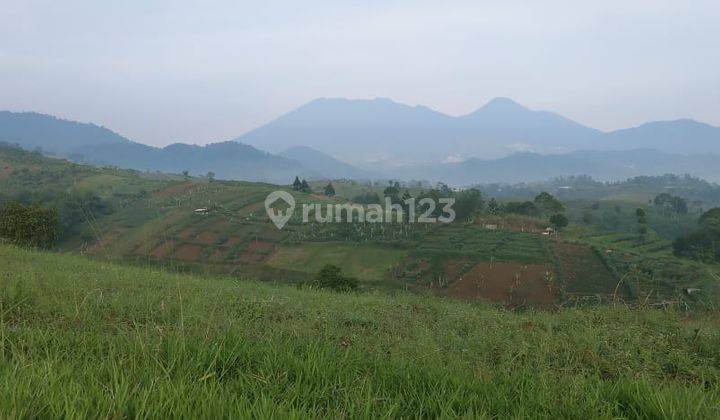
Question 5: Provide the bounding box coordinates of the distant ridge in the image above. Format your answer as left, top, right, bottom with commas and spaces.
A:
2, 100, 720, 185
0, 111, 317, 183
0, 111, 131, 155
235, 97, 720, 166
280, 146, 374, 179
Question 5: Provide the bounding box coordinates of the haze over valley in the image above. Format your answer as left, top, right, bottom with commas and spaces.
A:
2, 97, 720, 185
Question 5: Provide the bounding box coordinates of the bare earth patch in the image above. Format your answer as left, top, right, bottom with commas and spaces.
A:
446, 262, 556, 307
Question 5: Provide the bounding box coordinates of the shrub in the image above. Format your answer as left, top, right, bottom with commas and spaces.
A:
312, 264, 358, 292
0, 201, 62, 249
550, 213, 569, 230
673, 230, 720, 263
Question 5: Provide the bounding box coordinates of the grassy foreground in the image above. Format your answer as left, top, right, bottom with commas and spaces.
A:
1, 245, 719, 418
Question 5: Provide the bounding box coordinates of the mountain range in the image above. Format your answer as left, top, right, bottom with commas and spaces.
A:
235, 97, 720, 166
2, 97, 720, 185
0, 111, 318, 184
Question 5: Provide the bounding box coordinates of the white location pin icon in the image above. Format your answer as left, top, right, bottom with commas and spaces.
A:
265, 191, 295, 229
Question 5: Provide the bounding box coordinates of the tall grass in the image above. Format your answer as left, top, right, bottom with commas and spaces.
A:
1, 244, 719, 418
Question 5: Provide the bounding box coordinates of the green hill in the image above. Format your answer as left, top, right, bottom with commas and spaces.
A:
2, 144, 718, 307
1, 244, 719, 417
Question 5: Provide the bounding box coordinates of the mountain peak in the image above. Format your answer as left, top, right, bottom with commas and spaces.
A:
481, 97, 528, 111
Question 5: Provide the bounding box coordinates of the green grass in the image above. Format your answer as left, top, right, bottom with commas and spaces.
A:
1, 244, 719, 418
266, 242, 407, 282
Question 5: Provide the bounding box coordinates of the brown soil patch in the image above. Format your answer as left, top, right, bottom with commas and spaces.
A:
172, 244, 204, 261
447, 262, 556, 307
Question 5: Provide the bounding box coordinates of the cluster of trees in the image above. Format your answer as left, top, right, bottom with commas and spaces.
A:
292, 177, 312, 193
347, 184, 569, 227
291, 177, 337, 196
0, 201, 62, 248
502, 192, 568, 230
350, 182, 484, 222
406, 184, 484, 222
653, 193, 688, 216
673, 208, 720, 263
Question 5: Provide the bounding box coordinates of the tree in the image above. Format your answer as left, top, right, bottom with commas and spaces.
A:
636, 208, 648, 243
383, 182, 401, 204
292, 176, 302, 191
534, 192, 564, 215
549, 213, 568, 230
312, 264, 358, 292
487, 198, 500, 215
654, 193, 688, 216
673, 207, 720, 263
323, 182, 336, 197
698, 207, 720, 231
0, 202, 61, 249
673, 230, 720, 262
181, 170, 190, 180
504, 201, 539, 217
454, 188, 483, 221
206, 171, 215, 182
300, 179, 311, 193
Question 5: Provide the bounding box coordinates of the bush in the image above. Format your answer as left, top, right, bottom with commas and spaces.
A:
673, 230, 720, 263
0, 202, 62, 249
550, 213, 569, 230
312, 264, 358, 292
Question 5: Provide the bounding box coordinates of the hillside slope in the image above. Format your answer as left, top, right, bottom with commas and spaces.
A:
280, 146, 374, 179
0, 111, 132, 154
0, 112, 318, 183
2, 244, 719, 417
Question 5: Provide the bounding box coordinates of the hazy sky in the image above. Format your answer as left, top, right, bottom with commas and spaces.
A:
2, 0, 719, 147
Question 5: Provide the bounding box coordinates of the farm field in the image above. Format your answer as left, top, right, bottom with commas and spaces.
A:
575, 231, 720, 306
266, 242, 407, 282
2, 244, 720, 417
555, 242, 626, 298
446, 261, 556, 307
